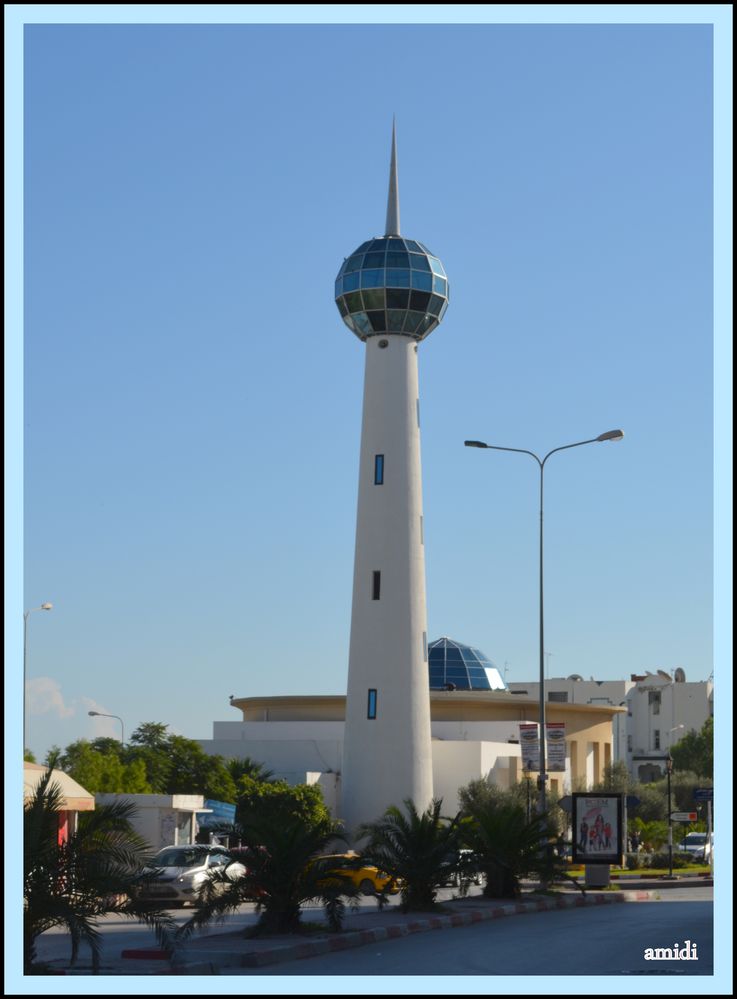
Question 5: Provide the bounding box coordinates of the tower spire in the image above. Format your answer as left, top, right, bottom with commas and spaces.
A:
385, 118, 400, 236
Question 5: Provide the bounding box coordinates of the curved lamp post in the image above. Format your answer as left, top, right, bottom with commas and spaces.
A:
88, 710, 125, 746
23, 602, 53, 751
464, 430, 624, 815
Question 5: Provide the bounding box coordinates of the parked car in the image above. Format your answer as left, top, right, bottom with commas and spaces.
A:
440, 848, 482, 887
136, 845, 246, 907
316, 852, 400, 895
676, 832, 713, 862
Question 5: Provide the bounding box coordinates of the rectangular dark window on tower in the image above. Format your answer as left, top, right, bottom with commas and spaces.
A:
374, 454, 384, 484
372, 571, 381, 600
367, 688, 377, 719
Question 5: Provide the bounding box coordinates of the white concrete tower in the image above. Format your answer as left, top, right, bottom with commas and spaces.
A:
334, 123, 450, 833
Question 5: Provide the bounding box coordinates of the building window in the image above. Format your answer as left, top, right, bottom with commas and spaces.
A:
548, 692, 568, 703
653, 730, 660, 750
649, 691, 661, 715
367, 689, 377, 719
374, 454, 384, 485
372, 571, 381, 600
627, 735, 633, 752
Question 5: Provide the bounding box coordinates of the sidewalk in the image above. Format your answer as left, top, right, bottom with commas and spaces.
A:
123, 885, 658, 975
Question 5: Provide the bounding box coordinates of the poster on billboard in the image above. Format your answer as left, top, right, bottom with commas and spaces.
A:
546, 722, 566, 771
572, 793, 623, 865
519, 723, 540, 771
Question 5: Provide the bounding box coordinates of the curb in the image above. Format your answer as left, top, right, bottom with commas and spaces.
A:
126, 890, 654, 973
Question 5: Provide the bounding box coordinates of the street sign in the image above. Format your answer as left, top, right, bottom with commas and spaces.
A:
671, 811, 698, 822
693, 788, 713, 801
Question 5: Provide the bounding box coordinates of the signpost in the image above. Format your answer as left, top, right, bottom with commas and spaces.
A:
671, 811, 698, 822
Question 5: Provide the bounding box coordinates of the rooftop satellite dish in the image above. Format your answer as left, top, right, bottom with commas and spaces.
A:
674, 667, 686, 683
657, 670, 671, 681
568, 674, 583, 682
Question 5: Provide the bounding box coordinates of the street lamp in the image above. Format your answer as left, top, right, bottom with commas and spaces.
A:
23, 602, 53, 751
666, 754, 674, 878
88, 710, 125, 746
465, 429, 624, 816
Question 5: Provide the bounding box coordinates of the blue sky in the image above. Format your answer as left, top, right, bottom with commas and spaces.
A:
16, 18, 720, 766
7, 7, 733, 997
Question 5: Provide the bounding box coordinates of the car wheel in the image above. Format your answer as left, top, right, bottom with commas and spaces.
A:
359, 879, 376, 896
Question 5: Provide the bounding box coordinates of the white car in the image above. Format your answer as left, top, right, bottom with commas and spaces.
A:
677, 832, 713, 862
137, 845, 245, 907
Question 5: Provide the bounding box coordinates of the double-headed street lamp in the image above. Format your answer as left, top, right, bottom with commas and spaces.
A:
88, 710, 125, 746
465, 430, 624, 816
23, 602, 53, 751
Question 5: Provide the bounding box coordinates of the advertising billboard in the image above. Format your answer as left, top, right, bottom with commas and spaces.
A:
572, 793, 623, 865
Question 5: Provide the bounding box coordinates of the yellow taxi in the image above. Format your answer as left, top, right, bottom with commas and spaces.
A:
316, 852, 400, 895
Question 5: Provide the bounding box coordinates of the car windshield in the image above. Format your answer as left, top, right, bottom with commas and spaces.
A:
682, 834, 706, 846
154, 848, 208, 869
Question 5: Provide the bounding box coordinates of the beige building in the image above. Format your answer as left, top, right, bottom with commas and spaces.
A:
200, 691, 623, 818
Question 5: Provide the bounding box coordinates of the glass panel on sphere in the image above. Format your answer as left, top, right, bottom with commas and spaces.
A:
361, 268, 385, 288
334, 278, 343, 297
403, 311, 423, 333
344, 291, 363, 311
355, 241, 372, 254
352, 312, 372, 336
405, 240, 423, 252
417, 316, 436, 336
461, 649, 479, 662
433, 275, 448, 296
387, 310, 406, 332
367, 310, 387, 332
346, 255, 363, 272
409, 290, 431, 311
411, 271, 433, 291
386, 288, 409, 309
387, 238, 405, 251
471, 677, 489, 690
409, 253, 431, 271
370, 238, 389, 251
439, 299, 449, 319
429, 257, 446, 276
386, 251, 410, 268
337, 261, 347, 277
343, 272, 360, 292
386, 268, 410, 287
343, 314, 356, 332
428, 293, 445, 315
445, 647, 462, 661
362, 289, 385, 310
364, 251, 386, 268
336, 297, 348, 317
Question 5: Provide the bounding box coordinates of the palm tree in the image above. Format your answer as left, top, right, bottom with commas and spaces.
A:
24, 764, 175, 973
177, 811, 359, 939
460, 801, 560, 898
358, 798, 463, 912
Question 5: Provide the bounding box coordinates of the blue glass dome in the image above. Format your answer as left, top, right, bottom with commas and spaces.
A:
335, 236, 449, 342
428, 637, 507, 692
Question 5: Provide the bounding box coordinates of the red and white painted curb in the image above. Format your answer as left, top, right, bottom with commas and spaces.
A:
120, 890, 654, 973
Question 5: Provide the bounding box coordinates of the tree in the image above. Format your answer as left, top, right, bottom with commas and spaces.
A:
24, 763, 174, 972
24, 748, 37, 763
594, 761, 633, 794
165, 736, 237, 802
176, 811, 356, 938
129, 722, 169, 750
236, 777, 331, 828
460, 801, 561, 899
358, 799, 463, 912
670, 718, 713, 778
227, 756, 275, 785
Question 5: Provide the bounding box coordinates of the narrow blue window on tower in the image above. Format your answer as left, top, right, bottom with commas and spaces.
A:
372, 571, 381, 600
367, 689, 377, 719
374, 454, 384, 485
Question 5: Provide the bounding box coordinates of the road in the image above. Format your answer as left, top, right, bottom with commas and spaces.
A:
237, 892, 714, 977
30, 887, 713, 978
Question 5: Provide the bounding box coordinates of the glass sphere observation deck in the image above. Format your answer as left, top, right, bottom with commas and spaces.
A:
335, 237, 449, 341
428, 637, 507, 692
